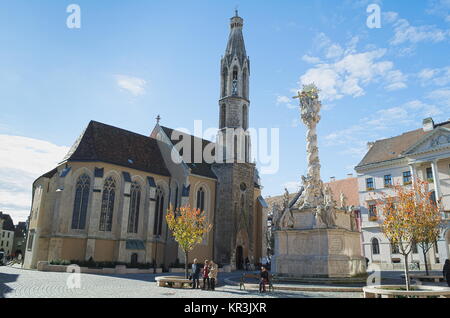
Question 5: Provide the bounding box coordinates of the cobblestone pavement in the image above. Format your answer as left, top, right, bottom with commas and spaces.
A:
0, 266, 362, 298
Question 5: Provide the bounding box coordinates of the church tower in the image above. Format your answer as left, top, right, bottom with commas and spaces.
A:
213, 12, 257, 269
218, 10, 251, 163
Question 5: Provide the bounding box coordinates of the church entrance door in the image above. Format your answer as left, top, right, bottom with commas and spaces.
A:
236, 246, 244, 270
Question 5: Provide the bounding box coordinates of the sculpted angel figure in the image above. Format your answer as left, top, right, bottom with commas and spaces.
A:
279, 188, 295, 229
339, 192, 347, 210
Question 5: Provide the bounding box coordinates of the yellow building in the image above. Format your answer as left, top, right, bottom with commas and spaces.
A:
24, 12, 268, 270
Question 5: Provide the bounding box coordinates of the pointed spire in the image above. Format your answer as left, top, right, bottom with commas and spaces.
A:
225, 11, 246, 63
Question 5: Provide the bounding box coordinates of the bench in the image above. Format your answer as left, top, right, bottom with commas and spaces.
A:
408, 275, 446, 283
363, 285, 450, 298
240, 273, 274, 292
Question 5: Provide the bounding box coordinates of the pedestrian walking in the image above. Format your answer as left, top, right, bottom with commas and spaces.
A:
443, 259, 450, 287
209, 260, 218, 291
259, 266, 269, 293
191, 258, 201, 289
202, 260, 210, 290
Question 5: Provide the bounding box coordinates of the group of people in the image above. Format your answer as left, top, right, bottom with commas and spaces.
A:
191, 259, 218, 291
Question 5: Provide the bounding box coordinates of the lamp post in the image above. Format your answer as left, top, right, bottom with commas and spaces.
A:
153, 235, 160, 274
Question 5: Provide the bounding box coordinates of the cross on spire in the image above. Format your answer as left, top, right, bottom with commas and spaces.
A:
156, 115, 161, 125
293, 91, 302, 100
234, 5, 239, 17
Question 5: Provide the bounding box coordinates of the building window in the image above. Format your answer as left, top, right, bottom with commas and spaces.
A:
391, 242, 400, 254
71, 174, 91, 230
99, 177, 116, 232
384, 175, 392, 187
366, 178, 374, 191
196, 187, 205, 212
27, 230, 35, 251
153, 187, 164, 236
127, 182, 141, 234
412, 242, 418, 254
426, 167, 434, 182
403, 171, 412, 185
368, 204, 378, 221
372, 238, 380, 255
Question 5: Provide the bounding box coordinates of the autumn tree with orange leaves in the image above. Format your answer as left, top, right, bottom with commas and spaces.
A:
375, 179, 443, 290
166, 205, 212, 278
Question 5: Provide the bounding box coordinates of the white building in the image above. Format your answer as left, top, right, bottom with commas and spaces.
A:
355, 118, 450, 271
0, 212, 15, 257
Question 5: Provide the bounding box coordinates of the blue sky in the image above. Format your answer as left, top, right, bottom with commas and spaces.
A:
1, 0, 450, 222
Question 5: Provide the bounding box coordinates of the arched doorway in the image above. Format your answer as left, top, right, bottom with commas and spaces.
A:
236, 246, 244, 270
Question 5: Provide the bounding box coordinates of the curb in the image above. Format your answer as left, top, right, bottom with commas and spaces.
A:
224, 277, 363, 293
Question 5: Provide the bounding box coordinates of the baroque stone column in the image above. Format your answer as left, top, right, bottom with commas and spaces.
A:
294, 84, 324, 209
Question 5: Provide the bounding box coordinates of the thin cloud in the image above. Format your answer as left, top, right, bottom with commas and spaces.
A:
0, 135, 69, 222
115, 74, 147, 96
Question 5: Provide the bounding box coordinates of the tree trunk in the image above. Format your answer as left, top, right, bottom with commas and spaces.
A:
422, 247, 429, 276
185, 251, 189, 279
403, 254, 411, 291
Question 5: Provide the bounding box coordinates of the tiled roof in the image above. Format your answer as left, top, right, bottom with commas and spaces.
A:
265, 177, 360, 210
64, 121, 170, 177
356, 121, 450, 168
325, 178, 360, 207
160, 126, 217, 179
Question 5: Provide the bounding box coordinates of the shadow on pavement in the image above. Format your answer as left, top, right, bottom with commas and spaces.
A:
0, 269, 19, 298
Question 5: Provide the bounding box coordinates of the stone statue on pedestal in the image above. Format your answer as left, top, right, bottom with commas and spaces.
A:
271, 83, 366, 279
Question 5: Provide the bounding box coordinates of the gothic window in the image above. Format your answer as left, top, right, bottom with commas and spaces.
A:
99, 177, 116, 232
220, 104, 226, 128
242, 105, 248, 130
127, 182, 141, 234
153, 187, 165, 236
71, 174, 90, 230
232, 67, 238, 95
222, 67, 228, 97
243, 68, 248, 99
372, 238, 380, 255
196, 187, 205, 212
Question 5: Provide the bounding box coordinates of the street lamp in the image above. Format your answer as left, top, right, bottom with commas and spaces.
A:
153, 235, 160, 274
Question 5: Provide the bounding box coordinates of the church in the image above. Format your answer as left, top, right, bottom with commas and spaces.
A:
23, 12, 268, 270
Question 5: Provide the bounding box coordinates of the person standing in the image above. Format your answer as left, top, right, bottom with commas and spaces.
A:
259, 266, 269, 293
202, 260, 210, 290
443, 259, 450, 287
209, 260, 218, 291
191, 259, 201, 289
